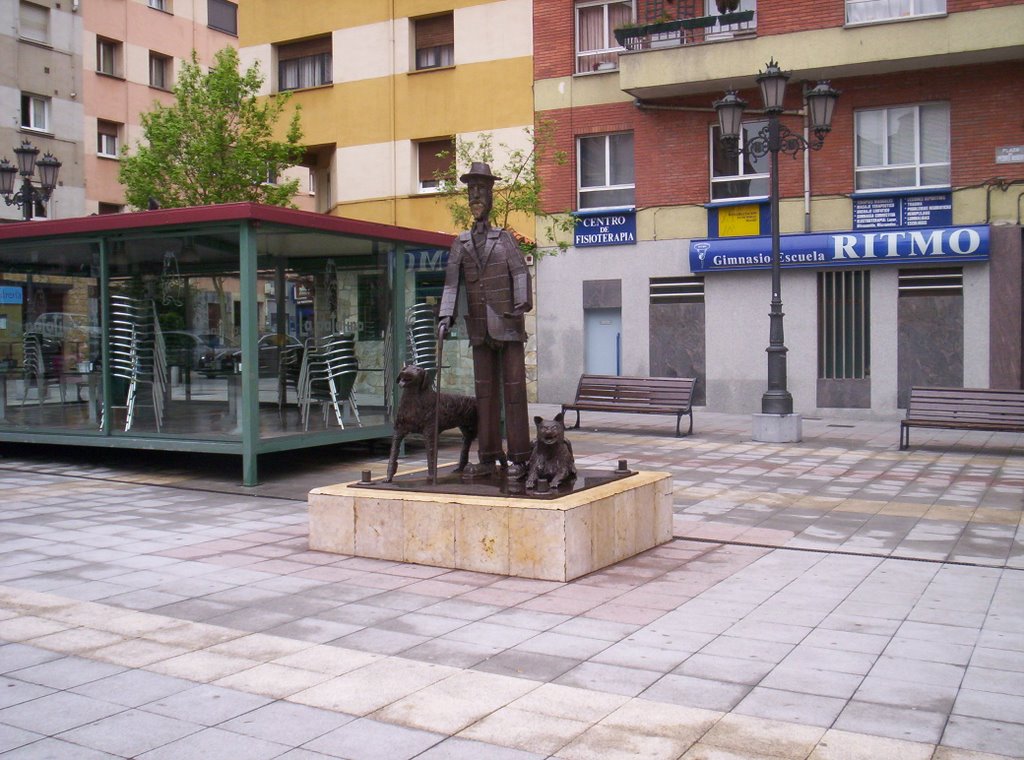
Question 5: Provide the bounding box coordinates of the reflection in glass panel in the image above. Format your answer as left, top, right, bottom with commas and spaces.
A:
0, 240, 102, 433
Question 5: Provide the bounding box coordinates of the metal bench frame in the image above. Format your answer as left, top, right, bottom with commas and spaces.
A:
900, 386, 1024, 450
562, 374, 696, 437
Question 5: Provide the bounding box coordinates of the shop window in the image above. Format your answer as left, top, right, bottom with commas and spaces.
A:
208, 0, 237, 35
97, 38, 122, 77
710, 121, 768, 201
417, 138, 454, 193
846, 0, 944, 25
576, 0, 631, 74
19, 1, 49, 44
277, 37, 332, 91
818, 270, 870, 380
855, 104, 950, 191
97, 121, 121, 158
414, 14, 454, 70
149, 52, 172, 89
357, 274, 386, 341
578, 132, 635, 210
20, 93, 50, 133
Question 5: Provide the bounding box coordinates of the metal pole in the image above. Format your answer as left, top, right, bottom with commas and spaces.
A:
762, 114, 793, 415
432, 323, 446, 483
21, 178, 33, 221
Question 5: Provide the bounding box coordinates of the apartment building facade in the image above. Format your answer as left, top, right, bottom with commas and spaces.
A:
533, 0, 1024, 417
237, 0, 535, 233
83, 0, 240, 214
3, 1, 84, 222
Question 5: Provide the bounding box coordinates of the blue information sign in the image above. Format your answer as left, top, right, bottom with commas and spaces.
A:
0, 286, 24, 305
690, 225, 989, 273
853, 193, 952, 230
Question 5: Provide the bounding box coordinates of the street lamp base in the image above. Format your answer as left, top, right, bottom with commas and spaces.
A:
752, 413, 803, 443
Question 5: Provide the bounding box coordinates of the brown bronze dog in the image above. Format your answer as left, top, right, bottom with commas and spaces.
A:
525, 413, 577, 490
385, 365, 478, 482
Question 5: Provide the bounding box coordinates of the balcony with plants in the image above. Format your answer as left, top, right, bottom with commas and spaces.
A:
613, 0, 755, 51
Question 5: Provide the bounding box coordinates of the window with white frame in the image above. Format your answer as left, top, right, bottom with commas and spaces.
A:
414, 14, 454, 70
19, 1, 49, 44
846, 0, 944, 24
208, 0, 237, 35
149, 52, 171, 89
710, 120, 769, 201
855, 103, 950, 191
578, 132, 635, 209
277, 37, 332, 91
576, 0, 631, 74
705, 0, 757, 32
97, 38, 121, 76
97, 121, 120, 158
148, 0, 168, 11
417, 138, 454, 193
20, 93, 50, 132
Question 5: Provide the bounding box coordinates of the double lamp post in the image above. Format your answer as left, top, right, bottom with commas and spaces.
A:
713, 60, 839, 419
0, 140, 62, 221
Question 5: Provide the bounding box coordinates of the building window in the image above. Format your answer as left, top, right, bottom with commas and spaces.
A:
97, 38, 121, 76
208, 0, 237, 34
855, 103, 950, 191
149, 52, 172, 89
20, 93, 50, 132
98, 203, 123, 214
148, 0, 169, 11
710, 121, 769, 201
578, 132, 635, 209
414, 14, 454, 70
277, 37, 332, 91
576, 0, 631, 74
846, 0, 944, 24
97, 121, 120, 158
818, 270, 870, 380
19, 1, 49, 44
417, 138, 454, 193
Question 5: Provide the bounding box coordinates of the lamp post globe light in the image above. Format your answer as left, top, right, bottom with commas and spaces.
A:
0, 140, 62, 221
713, 60, 839, 433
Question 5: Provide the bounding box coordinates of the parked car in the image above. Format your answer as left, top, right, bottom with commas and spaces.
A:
162, 331, 228, 374
201, 333, 302, 377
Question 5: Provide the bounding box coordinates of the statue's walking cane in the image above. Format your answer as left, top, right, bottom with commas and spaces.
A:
432, 322, 446, 483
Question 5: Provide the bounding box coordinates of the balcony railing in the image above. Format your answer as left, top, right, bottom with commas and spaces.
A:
614, 0, 755, 51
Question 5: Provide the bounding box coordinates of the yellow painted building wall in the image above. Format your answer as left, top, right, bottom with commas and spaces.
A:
240, 0, 534, 234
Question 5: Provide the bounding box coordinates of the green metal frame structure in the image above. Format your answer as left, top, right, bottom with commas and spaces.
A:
0, 203, 453, 486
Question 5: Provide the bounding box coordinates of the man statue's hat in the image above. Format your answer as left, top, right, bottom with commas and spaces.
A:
460, 161, 501, 184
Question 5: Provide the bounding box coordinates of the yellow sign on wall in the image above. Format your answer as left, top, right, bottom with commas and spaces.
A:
719, 204, 761, 237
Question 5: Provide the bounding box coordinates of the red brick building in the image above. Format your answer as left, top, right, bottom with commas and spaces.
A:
532, 0, 1024, 420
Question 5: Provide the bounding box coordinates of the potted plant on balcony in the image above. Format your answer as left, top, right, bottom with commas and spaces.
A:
613, 22, 644, 49
715, 0, 755, 24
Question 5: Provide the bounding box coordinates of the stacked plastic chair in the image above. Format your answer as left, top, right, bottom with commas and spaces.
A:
104, 295, 168, 432
296, 332, 361, 431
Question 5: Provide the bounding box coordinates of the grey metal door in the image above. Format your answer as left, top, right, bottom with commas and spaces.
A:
585, 307, 621, 375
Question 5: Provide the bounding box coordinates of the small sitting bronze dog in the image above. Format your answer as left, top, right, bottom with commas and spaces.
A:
385, 365, 478, 482
525, 412, 577, 490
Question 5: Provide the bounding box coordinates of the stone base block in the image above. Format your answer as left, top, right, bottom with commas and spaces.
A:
752, 413, 803, 443
308, 471, 673, 582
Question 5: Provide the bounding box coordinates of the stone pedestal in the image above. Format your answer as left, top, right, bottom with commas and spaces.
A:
308, 470, 673, 582
752, 413, 803, 443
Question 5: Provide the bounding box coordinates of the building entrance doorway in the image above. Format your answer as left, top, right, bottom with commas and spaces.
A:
585, 307, 621, 375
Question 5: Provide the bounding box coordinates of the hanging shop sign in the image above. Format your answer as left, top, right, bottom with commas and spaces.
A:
573, 210, 637, 247
853, 192, 952, 230
689, 225, 989, 273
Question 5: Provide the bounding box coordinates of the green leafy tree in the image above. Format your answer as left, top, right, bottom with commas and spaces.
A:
119, 47, 304, 209
435, 120, 572, 256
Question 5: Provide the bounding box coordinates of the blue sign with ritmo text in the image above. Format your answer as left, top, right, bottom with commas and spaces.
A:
689, 225, 989, 273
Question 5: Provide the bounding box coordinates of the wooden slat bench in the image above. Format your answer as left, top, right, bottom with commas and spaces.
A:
900, 386, 1024, 450
562, 374, 696, 437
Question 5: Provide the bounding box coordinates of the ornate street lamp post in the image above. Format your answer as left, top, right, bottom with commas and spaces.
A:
0, 140, 62, 221
714, 60, 839, 418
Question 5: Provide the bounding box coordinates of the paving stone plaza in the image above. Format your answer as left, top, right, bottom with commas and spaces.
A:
0, 407, 1021, 759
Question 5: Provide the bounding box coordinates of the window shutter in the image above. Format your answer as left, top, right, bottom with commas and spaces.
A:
278, 36, 332, 62
415, 15, 453, 50
418, 139, 453, 182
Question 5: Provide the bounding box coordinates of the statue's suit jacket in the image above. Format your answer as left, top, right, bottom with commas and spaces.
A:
439, 227, 532, 345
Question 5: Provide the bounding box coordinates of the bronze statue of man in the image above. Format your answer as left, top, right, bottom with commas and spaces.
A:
438, 162, 532, 478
